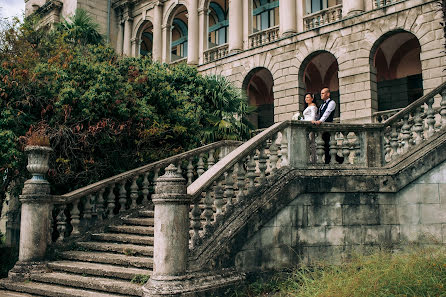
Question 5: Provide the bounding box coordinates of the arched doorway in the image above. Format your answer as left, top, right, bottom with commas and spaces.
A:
300, 51, 340, 119
208, 1, 229, 48
243, 68, 275, 129
252, 0, 279, 33
371, 31, 423, 111
171, 5, 188, 61
138, 21, 153, 57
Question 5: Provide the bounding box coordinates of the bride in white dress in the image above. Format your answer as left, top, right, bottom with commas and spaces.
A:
292, 93, 318, 121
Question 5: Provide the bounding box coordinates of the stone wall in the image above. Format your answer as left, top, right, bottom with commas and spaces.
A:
235, 159, 446, 271
198, 0, 445, 123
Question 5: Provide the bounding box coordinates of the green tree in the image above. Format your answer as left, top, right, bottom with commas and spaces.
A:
55, 9, 103, 45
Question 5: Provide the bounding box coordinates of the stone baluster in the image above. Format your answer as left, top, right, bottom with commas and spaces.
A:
441, 90, 446, 128
203, 190, 214, 231
96, 188, 105, 221
246, 153, 257, 190
197, 153, 205, 176
177, 162, 182, 175
401, 115, 411, 154
56, 207, 66, 242
348, 133, 358, 164
383, 128, 392, 163
236, 160, 246, 202
390, 126, 399, 160
83, 194, 93, 225
70, 200, 80, 236
143, 164, 190, 295
142, 173, 150, 205
342, 132, 350, 164
207, 149, 215, 168
107, 184, 116, 218
224, 167, 235, 213
316, 132, 325, 164
154, 167, 160, 183
187, 158, 194, 186
191, 200, 201, 248
214, 179, 224, 218
258, 143, 267, 182
118, 181, 127, 212
268, 134, 279, 173
426, 97, 436, 138
280, 129, 289, 166
130, 176, 138, 208
329, 132, 337, 164
413, 107, 424, 146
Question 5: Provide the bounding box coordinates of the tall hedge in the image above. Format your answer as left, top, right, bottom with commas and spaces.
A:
0, 16, 250, 209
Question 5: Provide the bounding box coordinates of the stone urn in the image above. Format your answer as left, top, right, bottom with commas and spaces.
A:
24, 145, 53, 181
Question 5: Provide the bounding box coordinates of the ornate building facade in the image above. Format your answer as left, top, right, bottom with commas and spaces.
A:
25, 0, 445, 127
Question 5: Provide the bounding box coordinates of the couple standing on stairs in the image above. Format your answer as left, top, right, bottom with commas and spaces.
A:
292, 87, 337, 164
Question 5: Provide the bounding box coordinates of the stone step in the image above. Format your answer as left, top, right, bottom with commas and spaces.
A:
91, 233, 154, 245
0, 280, 127, 297
77, 242, 154, 256
47, 261, 150, 281
137, 210, 154, 218
0, 290, 34, 297
60, 251, 153, 269
30, 272, 142, 296
122, 217, 154, 226
108, 225, 154, 235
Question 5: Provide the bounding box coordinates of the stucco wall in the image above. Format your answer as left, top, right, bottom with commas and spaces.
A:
235, 159, 446, 271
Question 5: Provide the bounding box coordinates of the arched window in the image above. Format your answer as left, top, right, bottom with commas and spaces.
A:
171, 12, 188, 61
208, 2, 228, 48
252, 0, 279, 32
243, 68, 275, 129
371, 31, 422, 112
139, 22, 153, 56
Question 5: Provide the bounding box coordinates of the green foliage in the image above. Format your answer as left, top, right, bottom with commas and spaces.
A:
131, 274, 150, 285
0, 246, 18, 278
55, 9, 103, 45
229, 247, 446, 297
0, 15, 250, 205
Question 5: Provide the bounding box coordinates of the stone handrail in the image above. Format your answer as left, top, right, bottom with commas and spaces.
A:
170, 57, 187, 65
304, 4, 342, 31
380, 81, 446, 163
203, 44, 229, 63
248, 25, 280, 48
372, 108, 403, 123
50, 140, 241, 242
187, 121, 289, 248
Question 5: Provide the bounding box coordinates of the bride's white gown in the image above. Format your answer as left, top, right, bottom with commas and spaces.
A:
302, 105, 318, 121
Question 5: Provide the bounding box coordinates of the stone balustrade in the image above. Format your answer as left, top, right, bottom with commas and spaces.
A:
373, 0, 401, 9
170, 57, 187, 65
372, 108, 403, 123
303, 4, 342, 31
49, 140, 241, 242
248, 26, 280, 48
203, 44, 229, 63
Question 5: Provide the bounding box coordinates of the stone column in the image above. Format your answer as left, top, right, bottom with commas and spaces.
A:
279, 0, 297, 36
188, 0, 199, 65
198, 8, 209, 64
162, 24, 171, 63
342, 0, 364, 17
10, 145, 53, 280
243, 0, 252, 50
153, 2, 163, 62
123, 17, 133, 56
228, 0, 243, 53
143, 164, 190, 296
117, 21, 124, 55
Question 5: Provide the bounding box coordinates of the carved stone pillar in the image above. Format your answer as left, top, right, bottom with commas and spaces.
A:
123, 17, 133, 56
142, 164, 190, 296
229, 0, 243, 52
153, 2, 163, 62
342, 0, 364, 17
162, 24, 171, 63
279, 0, 297, 36
243, 0, 252, 50
117, 21, 124, 55
9, 145, 53, 280
188, 0, 199, 65
198, 8, 209, 64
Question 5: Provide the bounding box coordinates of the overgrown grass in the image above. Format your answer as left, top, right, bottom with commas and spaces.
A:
229, 247, 446, 297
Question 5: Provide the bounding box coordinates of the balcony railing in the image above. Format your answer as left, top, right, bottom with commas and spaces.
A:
248, 25, 280, 48
203, 43, 229, 63
372, 108, 403, 123
304, 4, 342, 31
373, 0, 403, 9
170, 56, 187, 65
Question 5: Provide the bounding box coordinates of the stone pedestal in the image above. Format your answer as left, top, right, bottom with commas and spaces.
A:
9, 145, 53, 280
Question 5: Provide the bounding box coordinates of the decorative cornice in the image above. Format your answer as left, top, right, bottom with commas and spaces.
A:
35, 0, 63, 16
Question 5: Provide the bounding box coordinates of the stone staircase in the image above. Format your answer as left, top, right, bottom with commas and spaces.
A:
0, 208, 155, 296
